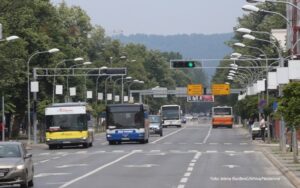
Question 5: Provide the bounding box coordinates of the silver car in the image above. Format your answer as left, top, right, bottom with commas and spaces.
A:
0, 142, 34, 188
149, 115, 163, 137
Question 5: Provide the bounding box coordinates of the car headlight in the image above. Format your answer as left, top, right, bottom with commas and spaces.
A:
16, 165, 25, 170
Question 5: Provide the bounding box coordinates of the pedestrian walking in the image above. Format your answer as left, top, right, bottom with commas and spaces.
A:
260, 115, 266, 142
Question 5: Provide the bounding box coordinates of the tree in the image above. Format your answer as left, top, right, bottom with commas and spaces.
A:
278, 82, 300, 162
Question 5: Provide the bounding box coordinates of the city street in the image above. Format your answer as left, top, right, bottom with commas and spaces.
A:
15, 119, 294, 188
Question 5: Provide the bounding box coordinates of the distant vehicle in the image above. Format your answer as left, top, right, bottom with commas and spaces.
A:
211, 106, 233, 128
106, 103, 150, 144
184, 114, 193, 120
45, 102, 94, 149
181, 117, 187, 124
160, 105, 182, 128
149, 115, 163, 136
0, 142, 34, 188
251, 122, 268, 140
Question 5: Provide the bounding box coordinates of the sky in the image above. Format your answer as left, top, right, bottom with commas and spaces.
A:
51, 0, 246, 36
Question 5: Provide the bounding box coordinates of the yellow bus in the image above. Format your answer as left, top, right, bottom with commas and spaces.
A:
45, 102, 94, 149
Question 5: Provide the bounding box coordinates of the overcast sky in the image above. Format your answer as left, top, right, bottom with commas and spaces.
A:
51, 0, 246, 36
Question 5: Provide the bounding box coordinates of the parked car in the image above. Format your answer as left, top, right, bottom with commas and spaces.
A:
251, 122, 268, 140
149, 115, 163, 137
0, 142, 34, 188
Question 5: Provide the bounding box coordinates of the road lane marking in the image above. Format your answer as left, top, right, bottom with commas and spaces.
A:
35, 173, 71, 178
56, 164, 88, 168
203, 126, 212, 144
177, 152, 201, 188
224, 143, 232, 145
112, 150, 124, 153
206, 150, 218, 153
124, 164, 159, 168
150, 150, 160, 152
52, 157, 60, 160
223, 164, 240, 169
209, 143, 218, 145
194, 142, 203, 145
189, 163, 195, 167
59, 151, 137, 188
151, 127, 186, 144
240, 142, 248, 145
244, 150, 255, 153
187, 167, 193, 172
38, 152, 50, 156
40, 160, 49, 163
76, 151, 87, 154
180, 178, 188, 183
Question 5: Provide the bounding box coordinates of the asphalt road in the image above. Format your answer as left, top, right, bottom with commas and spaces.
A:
6, 118, 295, 188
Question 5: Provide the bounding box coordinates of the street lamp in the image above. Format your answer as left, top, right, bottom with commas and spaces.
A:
0, 35, 20, 142
84, 66, 107, 102
27, 48, 60, 144
242, 5, 291, 25
113, 76, 132, 103
246, 0, 300, 11
66, 61, 92, 101
0, 35, 19, 42
52, 57, 84, 103
128, 80, 144, 103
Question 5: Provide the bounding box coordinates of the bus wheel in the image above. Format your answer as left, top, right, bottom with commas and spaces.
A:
89, 142, 93, 147
228, 125, 233, 129
48, 145, 55, 150
82, 143, 89, 148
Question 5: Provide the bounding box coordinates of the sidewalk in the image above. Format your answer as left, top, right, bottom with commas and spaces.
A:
237, 125, 300, 187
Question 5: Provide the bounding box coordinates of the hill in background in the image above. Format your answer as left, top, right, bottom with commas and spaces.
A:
113, 33, 233, 80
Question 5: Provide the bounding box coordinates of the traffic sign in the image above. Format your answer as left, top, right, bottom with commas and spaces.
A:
187, 95, 214, 102
211, 84, 230, 95
187, 84, 203, 96
152, 87, 167, 98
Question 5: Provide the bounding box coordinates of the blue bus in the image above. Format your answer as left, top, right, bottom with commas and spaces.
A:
106, 104, 149, 145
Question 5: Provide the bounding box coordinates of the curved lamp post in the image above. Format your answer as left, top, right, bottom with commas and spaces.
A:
52, 57, 84, 103
27, 48, 60, 144
66, 61, 92, 101
246, 0, 300, 11
0, 35, 20, 142
84, 66, 107, 102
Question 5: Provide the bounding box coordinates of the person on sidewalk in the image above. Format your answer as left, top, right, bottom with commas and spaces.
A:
260, 115, 266, 142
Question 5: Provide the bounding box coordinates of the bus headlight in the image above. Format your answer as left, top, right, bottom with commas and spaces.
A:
82, 137, 87, 140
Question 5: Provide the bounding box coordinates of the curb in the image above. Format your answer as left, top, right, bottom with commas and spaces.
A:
261, 148, 300, 188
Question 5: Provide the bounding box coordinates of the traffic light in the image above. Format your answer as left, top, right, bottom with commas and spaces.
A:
171, 60, 196, 68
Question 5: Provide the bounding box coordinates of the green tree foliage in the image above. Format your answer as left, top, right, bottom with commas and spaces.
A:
211, 3, 286, 119
0, 0, 193, 138
278, 83, 300, 129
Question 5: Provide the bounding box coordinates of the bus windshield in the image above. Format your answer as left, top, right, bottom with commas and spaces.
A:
46, 114, 87, 131
213, 108, 232, 116
107, 107, 144, 129
161, 107, 180, 120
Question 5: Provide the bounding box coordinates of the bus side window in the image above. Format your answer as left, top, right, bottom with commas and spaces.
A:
86, 113, 91, 121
